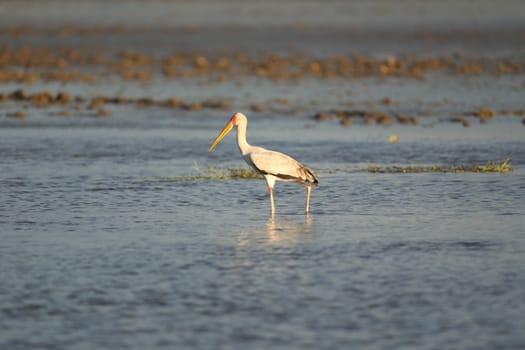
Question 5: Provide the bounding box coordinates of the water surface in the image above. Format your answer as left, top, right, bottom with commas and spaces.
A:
1, 120, 524, 349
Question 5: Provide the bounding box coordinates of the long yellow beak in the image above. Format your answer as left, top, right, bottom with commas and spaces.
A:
209, 120, 234, 151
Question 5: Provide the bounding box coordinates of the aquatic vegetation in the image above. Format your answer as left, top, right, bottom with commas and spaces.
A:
158, 160, 512, 182
155, 165, 263, 181
367, 159, 512, 173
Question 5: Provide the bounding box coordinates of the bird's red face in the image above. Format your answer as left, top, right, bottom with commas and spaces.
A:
230, 113, 238, 126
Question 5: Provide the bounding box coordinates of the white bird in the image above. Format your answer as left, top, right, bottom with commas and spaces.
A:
209, 112, 318, 214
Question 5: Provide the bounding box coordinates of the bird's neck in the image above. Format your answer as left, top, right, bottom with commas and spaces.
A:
236, 123, 251, 156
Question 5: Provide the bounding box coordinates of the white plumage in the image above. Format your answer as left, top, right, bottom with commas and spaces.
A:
209, 112, 318, 214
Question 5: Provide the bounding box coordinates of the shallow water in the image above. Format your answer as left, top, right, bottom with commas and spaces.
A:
1, 119, 525, 350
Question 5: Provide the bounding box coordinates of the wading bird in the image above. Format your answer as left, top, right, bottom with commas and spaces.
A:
209, 112, 318, 214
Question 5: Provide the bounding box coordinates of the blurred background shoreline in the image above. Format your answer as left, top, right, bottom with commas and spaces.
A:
1, 1, 524, 129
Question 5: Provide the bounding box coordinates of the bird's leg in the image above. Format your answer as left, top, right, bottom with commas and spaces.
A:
305, 186, 312, 214
268, 186, 275, 214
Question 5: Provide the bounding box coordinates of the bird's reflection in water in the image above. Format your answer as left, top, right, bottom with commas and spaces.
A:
264, 214, 312, 244
235, 214, 312, 247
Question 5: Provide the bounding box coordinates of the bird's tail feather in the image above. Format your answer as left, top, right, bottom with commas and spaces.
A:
299, 166, 319, 186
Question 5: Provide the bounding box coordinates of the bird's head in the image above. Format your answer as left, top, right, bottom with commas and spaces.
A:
230, 112, 247, 126
208, 112, 246, 151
